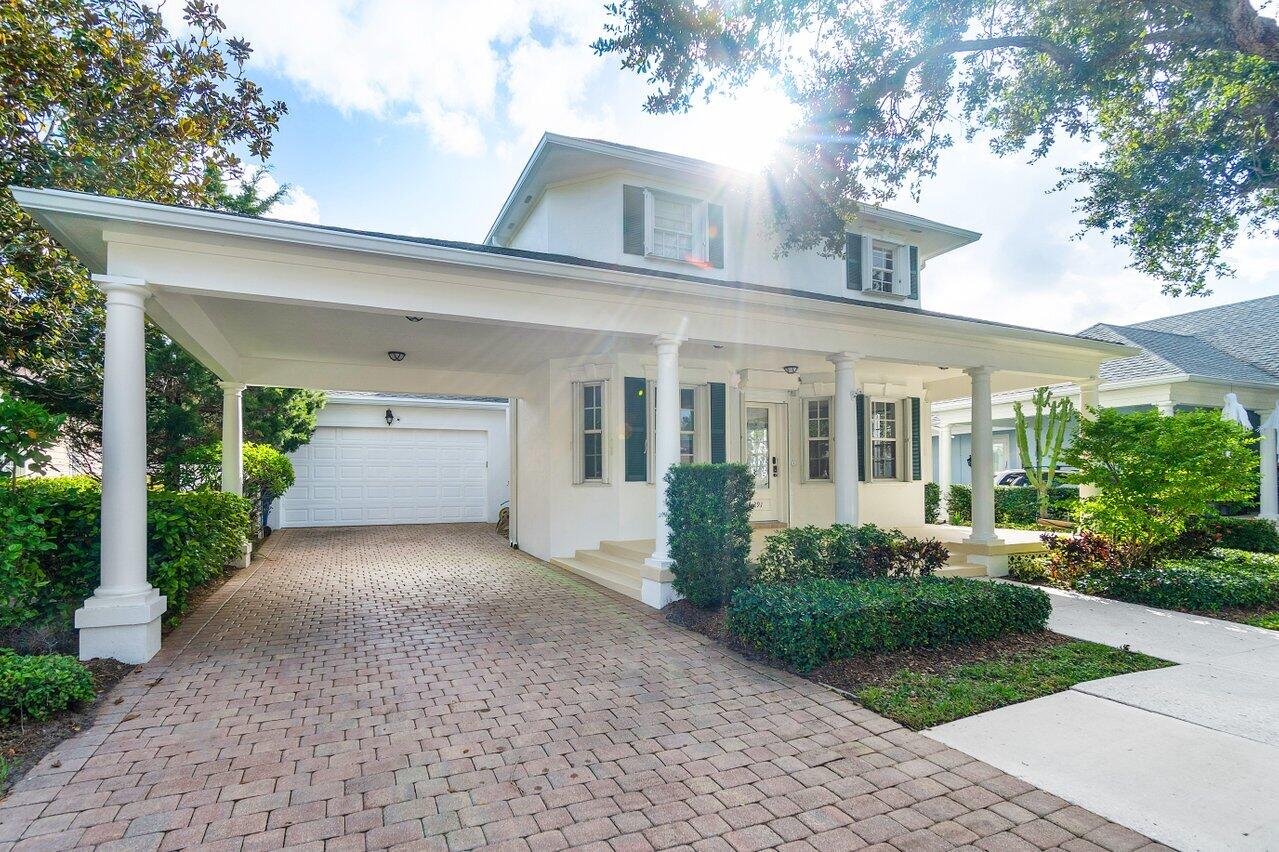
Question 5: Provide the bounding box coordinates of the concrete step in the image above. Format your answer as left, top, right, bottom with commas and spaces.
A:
574, 548, 644, 578
600, 539, 653, 560
548, 555, 642, 600
937, 563, 989, 578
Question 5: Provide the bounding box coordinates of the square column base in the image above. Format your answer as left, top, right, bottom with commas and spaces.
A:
963, 552, 1010, 578
229, 540, 252, 569
641, 577, 681, 609
75, 587, 167, 663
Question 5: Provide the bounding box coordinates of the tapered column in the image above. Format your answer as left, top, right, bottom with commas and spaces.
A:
1077, 378, 1101, 499
965, 367, 1001, 546
220, 381, 252, 568
829, 352, 860, 524
936, 423, 953, 520
646, 334, 682, 576
75, 276, 166, 663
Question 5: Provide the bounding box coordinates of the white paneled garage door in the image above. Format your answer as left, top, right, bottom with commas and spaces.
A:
280, 426, 488, 527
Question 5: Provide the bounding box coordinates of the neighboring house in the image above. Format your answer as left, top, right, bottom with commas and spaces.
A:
277, 392, 509, 527
13, 133, 1133, 662
932, 294, 1279, 485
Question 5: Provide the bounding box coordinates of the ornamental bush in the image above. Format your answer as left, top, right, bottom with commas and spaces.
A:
756, 524, 948, 584
0, 477, 252, 631
726, 577, 1052, 671
924, 482, 941, 524
1204, 517, 1279, 554
0, 650, 94, 723
1075, 550, 1279, 612
947, 484, 1078, 527
666, 463, 754, 609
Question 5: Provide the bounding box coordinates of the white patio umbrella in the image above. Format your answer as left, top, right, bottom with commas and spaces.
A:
1221, 392, 1253, 429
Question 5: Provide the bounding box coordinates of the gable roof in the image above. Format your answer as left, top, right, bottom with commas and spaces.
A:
1127, 294, 1279, 379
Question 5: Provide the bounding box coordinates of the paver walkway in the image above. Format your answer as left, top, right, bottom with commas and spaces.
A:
931, 585, 1279, 851
0, 525, 1161, 852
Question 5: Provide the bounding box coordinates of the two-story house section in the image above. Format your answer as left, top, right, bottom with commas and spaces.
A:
13, 131, 1132, 635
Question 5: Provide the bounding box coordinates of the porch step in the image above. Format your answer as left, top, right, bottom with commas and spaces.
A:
549, 555, 642, 600
600, 539, 654, 561
936, 563, 990, 578
551, 539, 677, 602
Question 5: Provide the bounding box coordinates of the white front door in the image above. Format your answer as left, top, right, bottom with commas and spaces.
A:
746, 402, 789, 523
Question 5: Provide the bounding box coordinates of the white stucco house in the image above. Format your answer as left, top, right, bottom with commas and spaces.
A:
12, 133, 1134, 663
932, 296, 1279, 516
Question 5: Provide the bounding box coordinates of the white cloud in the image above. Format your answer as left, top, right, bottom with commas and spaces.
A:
234, 168, 321, 224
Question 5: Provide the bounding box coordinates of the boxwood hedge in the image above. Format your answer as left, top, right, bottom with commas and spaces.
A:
947, 484, 1079, 527
0, 649, 94, 723
666, 463, 754, 609
726, 576, 1052, 671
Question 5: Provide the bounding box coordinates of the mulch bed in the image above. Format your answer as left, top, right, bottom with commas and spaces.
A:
666, 598, 1074, 694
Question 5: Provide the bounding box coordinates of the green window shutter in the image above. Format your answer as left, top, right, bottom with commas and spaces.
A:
856, 392, 867, 482
622, 185, 645, 256
846, 233, 863, 290
908, 245, 920, 299
911, 397, 922, 480
709, 382, 727, 463
624, 377, 647, 481
708, 204, 725, 269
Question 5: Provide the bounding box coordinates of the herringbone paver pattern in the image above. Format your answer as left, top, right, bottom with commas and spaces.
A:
0, 525, 1164, 851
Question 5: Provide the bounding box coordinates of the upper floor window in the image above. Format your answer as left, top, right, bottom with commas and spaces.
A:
623, 184, 725, 269
870, 240, 897, 293
846, 233, 919, 299
652, 195, 696, 260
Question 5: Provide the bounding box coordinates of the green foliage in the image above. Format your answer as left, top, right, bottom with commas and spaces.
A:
1012, 388, 1074, 517
0, 396, 65, 481
756, 524, 948, 585
0, 649, 94, 723
0, 476, 250, 630
946, 484, 1079, 527
726, 577, 1052, 671
596, 0, 1279, 295
924, 481, 941, 524
1203, 516, 1279, 554
1066, 409, 1257, 561
243, 388, 326, 454
666, 463, 754, 609
166, 441, 295, 498
1245, 611, 1279, 630
857, 642, 1172, 730
1075, 549, 1279, 612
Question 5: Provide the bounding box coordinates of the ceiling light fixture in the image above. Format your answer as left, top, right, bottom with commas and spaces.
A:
783, 365, 800, 375
387, 351, 406, 362
405, 316, 423, 322
385, 408, 396, 426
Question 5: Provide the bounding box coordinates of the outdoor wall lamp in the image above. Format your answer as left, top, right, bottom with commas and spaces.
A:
385, 408, 395, 426
387, 350, 406, 362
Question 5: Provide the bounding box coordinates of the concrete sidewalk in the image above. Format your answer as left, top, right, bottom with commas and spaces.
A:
930, 586, 1279, 851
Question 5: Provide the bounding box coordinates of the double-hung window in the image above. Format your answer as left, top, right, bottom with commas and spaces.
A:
645, 190, 707, 263
870, 399, 899, 480
870, 240, 897, 293
679, 387, 697, 464
648, 383, 706, 478
574, 380, 607, 484
804, 398, 832, 481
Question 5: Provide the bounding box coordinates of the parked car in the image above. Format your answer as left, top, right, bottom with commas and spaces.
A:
994, 466, 1076, 486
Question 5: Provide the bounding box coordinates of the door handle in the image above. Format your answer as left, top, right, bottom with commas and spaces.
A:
771, 456, 779, 477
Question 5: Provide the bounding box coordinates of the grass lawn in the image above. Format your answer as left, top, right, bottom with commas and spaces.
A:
1243, 611, 1279, 630
853, 641, 1171, 730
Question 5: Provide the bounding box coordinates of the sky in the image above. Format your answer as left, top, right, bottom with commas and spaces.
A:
196, 0, 1278, 335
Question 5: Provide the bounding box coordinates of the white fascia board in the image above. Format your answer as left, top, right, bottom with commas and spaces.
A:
10, 186, 1134, 366
484, 133, 551, 246
930, 372, 1279, 414
325, 395, 508, 410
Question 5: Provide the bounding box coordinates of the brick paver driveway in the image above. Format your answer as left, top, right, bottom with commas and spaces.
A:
0, 525, 1162, 852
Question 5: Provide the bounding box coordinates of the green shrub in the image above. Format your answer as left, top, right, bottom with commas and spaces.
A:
946, 484, 1078, 527
0, 477, 251, 630
1076, 549, 1279, 612
757, 524, 948, 584
726, 577, 1052, 671
1008, 552, 1051, 583
924, 482, 941, 524
666, 463, 754, 609
0, 650, 94, 723
1206, 517, 1279, 554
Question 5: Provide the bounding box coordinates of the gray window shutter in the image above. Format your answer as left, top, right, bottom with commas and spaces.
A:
708, 203, 725, 269
622, 185, 645, 256
846, 233, 863, 290
908, 245, 920, 299
911, 397, 922, 480
624, 377, 647, 481
856, 392, 867, 481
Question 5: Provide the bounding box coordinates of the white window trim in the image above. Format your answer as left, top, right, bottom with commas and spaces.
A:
572, 379, 609, 486
868, 397, 907, 482
643, 188, 709, 264
802, 396, 833, 483
858, 235, 916, 298
646, 381, 710, 482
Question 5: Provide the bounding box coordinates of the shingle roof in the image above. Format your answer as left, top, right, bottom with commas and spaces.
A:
1128, 294, 1279, 379
1078, 311, 1279, 386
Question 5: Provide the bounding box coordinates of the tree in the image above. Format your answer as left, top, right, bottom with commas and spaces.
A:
0, 397, 65, 482
0, 1, 322, 476
595, 0, 1279, 295
1064, 408, 1257, 561
1012, 387, 1074, 517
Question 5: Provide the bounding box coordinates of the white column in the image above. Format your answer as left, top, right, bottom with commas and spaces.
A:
1261, 428, 1278, 522
220, 381, 252, 568
964, 367, 1001, 546
1077, 378, 1101, 499
936, 423, 953, 521
828, 352, 860, 524
74, 276, 166, 664
645, 334, 682, 603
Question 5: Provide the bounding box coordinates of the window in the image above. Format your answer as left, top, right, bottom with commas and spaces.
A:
871, 399, 899, 480
645, 190, 707, 263
574, 381, 607, 484
679, 387, 696, 464
805, 398, 831, 481
870, 240, 897, 293
648, 382, 706, 478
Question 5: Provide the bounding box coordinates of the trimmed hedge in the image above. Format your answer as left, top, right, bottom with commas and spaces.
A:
0, 477, 252, 630
0, 650, 94, 723
947, 483, 1079, 527
726, 577, 1052, 671
756, 524, 948, 584
1206, 517, 1279, 554
1075, 549, 1279, 612
666, 463, 754, 609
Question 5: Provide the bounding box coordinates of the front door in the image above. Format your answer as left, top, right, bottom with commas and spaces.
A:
746, 402, 789, 523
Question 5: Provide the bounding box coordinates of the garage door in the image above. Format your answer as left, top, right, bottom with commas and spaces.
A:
279, 426, 488, 527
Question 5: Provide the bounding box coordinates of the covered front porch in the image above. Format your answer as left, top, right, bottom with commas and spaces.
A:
14, 186, 1130, 663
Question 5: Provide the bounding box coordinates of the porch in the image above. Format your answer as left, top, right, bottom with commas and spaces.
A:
13, 186, 1129, 664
